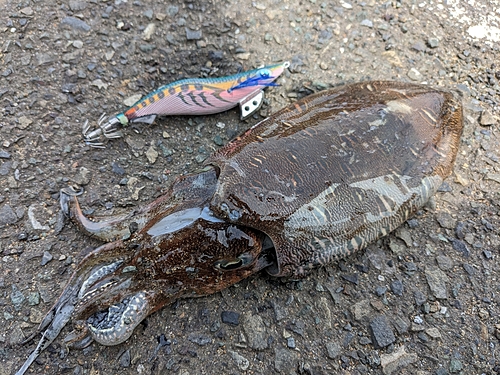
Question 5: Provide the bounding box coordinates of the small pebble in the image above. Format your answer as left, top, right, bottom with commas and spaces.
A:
188, 332, 211, 346
41, 251, 53, 266
479, 110, 497, 126
118, 349, 131, 367
449, 359, 463, 373
341, 273, 358, 284
186, 28, 202, 40
28, 292, 40, 305
61, 17, 91, 32
213, 135, 224, 146
369, 315, 395, 348
10, 285, 25, 306
112, 162, 126, 175
407, 68, 423, 81
360, 19, 373, 28
229, 350, 250, 371
287, 337, 296, 348
221, 311, 240, 325
167, 5, 179, 17
390, 280, 404, 296
428, 37, 439, 48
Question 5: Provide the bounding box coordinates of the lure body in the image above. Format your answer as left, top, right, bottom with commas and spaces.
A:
84, 62, 289, 146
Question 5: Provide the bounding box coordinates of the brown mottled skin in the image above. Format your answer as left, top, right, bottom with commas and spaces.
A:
19, 81, 463, 372
210, 81, 463, 276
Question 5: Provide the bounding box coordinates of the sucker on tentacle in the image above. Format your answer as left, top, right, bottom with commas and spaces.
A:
83, 61, 290, 147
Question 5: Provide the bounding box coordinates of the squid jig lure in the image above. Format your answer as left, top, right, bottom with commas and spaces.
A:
83, 61, 290, 147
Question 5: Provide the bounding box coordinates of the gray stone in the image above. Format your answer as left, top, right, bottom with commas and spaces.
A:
186, 28, 202, 40
274, 347, 298, 373
0, 160, 12, 176
28, 204, 50, 231
390, 280, 404, 296
449, 359, 463, 373
17, 116, 32, 130
407, 68, 423, 81
118, 349, 131, 367
395, 228, 412, 247
62, 51, 82, 63
428, 37, 439, 48
425, 327, 442, 339
272, 299, 287, 321
60, 17, 91, 32
187, 332, 211, 346
369, 315, 395, 348
316, 297, 332, 329
351, 299, 373, 322
243, 312, 268, 350
143, 9, 154, 19
146, 145, 158, 164
20, 6, 34, 15
36, 53, 54, 66
40, 251, 53, 266
69, 0, 88, 11
436, 255, 453, 270
27, 292, 40, 306
450, 238, 470, 257
480, 110, 497, 126
221, 310, 240, 325
360, 19, 373, 28
72, 167, 91, 185
11, 285, 25, 306
0, 204, 18, 226
0, 150, 11, 159
139, 44, 156, 53
325, 341, 341, 359
425, 266, 448, 299
229, 350, 249, 371
436, 212, 456, 229
463, 263, 476, 275
411, 42, 426, 52
380, 345, 417, 375
392, 315, 409, 335
167, 5, 179, 17
112, 162, 125, 175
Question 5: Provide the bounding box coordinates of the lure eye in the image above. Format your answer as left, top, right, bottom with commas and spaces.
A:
258, 69, 271, 78
214, 254, 254, 271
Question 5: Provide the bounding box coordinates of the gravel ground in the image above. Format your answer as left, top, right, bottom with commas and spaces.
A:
1, 0, 500, 374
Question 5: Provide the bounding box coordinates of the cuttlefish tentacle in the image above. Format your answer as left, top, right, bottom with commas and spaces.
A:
60, 166, 217, 242
60, 188, 168, 242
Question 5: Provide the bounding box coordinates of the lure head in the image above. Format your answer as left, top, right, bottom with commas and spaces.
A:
116, 113, 129, 126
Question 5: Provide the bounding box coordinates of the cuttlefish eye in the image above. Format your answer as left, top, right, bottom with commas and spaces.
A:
214, 254, 254, 271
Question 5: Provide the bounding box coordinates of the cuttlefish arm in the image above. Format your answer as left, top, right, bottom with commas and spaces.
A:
59, 167, 217, 242
18, 168, 275, 375
16, 239, 131, 375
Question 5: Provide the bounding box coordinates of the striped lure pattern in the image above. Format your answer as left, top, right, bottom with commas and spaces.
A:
83, 62, 289, 147
120, 61, 289, 123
